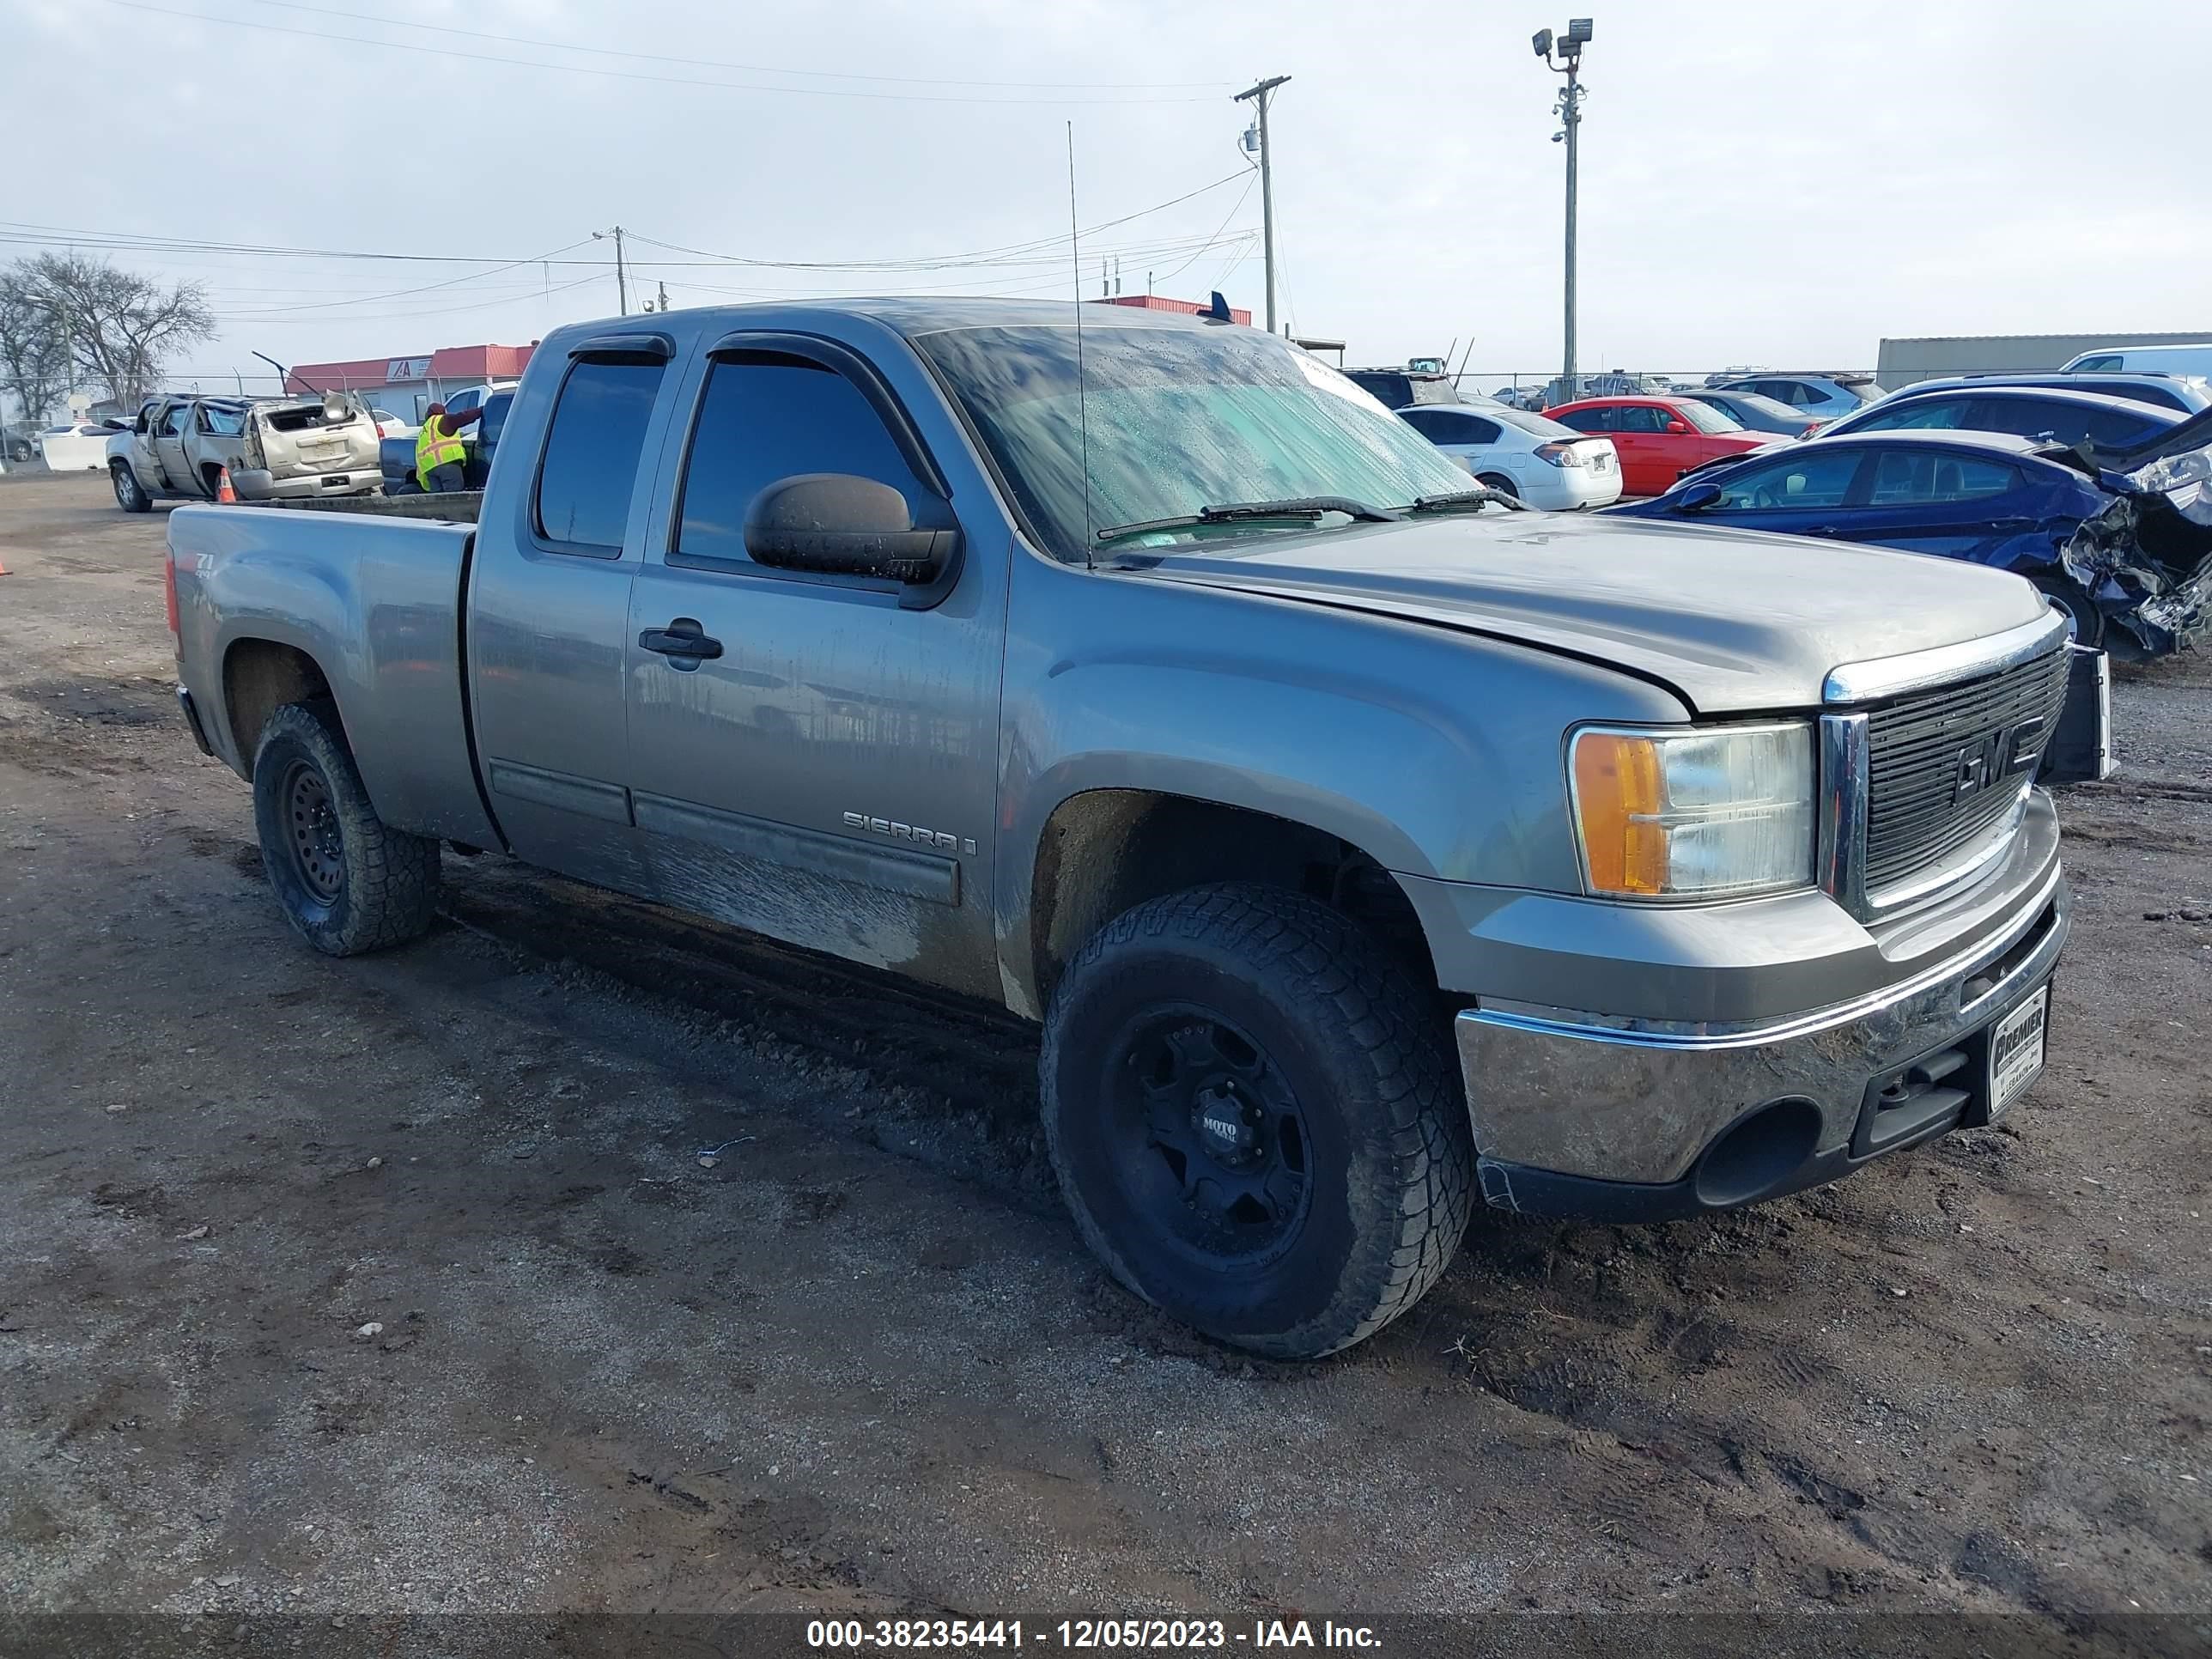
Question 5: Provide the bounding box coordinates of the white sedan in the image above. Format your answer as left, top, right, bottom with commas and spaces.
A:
371, 409, 418, 439
1395, 403, 1622, 508
38, 422, 121, 471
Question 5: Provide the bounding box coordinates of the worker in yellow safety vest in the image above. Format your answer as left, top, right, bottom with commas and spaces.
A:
414, 401, 488, 493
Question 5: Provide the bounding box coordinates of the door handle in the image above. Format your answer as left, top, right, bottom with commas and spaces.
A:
1989, 517, 2034, 532
1803, 525, 1840, 537
639, 620, 724, 661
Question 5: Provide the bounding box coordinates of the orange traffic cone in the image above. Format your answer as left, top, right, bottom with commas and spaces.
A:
215, 466, 238, 504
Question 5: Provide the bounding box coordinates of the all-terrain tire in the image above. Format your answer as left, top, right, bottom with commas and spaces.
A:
1041, 883, 1474, 1359
251, 699, 440, 956
112, 462, 151, 513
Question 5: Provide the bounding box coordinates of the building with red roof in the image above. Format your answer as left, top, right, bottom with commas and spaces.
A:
284, 343, 539, 419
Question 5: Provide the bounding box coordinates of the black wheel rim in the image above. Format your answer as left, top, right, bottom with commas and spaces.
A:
1104, 1006, 1314, 1269
282, 759, 344, 902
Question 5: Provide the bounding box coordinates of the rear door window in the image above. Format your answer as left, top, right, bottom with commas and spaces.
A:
533, 359, 665, 554
1614, 405, 1669, 434
1852, 398, 1970, 432
1557, 406, 1614, 433
673, 352, 923, 574
1867, 450, 2020, 505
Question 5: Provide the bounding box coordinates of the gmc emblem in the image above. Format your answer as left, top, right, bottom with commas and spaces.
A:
1952, 716, 2046, 802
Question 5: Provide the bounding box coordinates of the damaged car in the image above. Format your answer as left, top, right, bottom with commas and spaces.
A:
1606, 428, 2212, 657
106, 392, 381, 512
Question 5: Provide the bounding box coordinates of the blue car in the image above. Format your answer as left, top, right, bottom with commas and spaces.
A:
1603, 428, 2212, 656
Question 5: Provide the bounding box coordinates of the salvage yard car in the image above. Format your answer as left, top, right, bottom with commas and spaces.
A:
108, 391, 381, 511
167, 300, 2082, 1358
1609, 425, 2212, 656
1395, 402, 1622, 507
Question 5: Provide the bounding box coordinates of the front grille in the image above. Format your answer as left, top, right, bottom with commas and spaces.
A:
1863, 647, 2069, 892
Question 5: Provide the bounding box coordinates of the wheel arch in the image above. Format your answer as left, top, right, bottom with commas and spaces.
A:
1015, 786, 1439, 1020
220, 636, 344, 775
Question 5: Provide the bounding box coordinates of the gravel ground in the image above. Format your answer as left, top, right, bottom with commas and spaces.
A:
1, 472, 2208, 1646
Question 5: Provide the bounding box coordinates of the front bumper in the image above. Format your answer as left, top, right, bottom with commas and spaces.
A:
1456, 863, 2068, 1221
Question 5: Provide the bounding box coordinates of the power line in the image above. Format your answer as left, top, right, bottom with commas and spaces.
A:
231, 0, 1231, 91
96, 0, 1225, 106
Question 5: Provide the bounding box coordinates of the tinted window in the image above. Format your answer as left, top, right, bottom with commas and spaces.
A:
1614, 405, 1670, 434
1867, 450, 2020, 506
534, 359, 664, 550
479, 391, 512, 447
1557, 406, 1613, 433
1851, 398, 1970, 432
676, 356, 918, 568
1347, 372, 1411, 409
1963, 398, 2155, 448
2071, 355, 2124, 372
1398, 408, 1451, 440
1711, 449, 1862, 511
447, 388, 483, 415
1420, 412, 1500, 445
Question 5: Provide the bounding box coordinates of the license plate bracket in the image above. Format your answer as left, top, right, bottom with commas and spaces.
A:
1981, 984, 2050, 1123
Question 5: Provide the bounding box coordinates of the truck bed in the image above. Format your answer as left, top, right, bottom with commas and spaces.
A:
167, 501, 499, 848
245, 492, 484, 524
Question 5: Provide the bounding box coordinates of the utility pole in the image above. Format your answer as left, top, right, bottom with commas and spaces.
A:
1534, 21, 1592, 401
596, 226, 629, 316
1234, 75, 1291, 335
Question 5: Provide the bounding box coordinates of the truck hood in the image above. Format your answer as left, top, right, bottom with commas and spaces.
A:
1124, 512, 2051, 714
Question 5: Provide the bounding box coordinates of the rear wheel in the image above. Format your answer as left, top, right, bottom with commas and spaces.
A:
112, 462, 150, 513
1041, 884, 1474, 1358
1474, 471, 1519, 497
251, 699, 440, 956
2033, 577, 2105, 650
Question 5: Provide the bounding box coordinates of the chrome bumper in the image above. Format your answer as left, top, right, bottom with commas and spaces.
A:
1455, 863, 2068, 1201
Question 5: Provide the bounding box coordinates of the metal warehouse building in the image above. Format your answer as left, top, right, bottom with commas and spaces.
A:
1878, 331, 2212, 388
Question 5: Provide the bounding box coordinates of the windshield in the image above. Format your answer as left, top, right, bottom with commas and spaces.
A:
1673, 400, 1742, 434
914, 324, 1471, 558
1492, 405, 1580, 441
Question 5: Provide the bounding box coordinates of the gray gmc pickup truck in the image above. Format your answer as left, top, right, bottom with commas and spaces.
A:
167, 300, 2072, 1358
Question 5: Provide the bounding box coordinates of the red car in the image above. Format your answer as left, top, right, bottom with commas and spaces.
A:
1545, 396, 1771, 496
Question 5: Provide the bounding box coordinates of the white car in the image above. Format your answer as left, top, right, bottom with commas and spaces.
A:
371, 408, 418, 440
1395, 403, 1622, 508
38, 422, 122, 471
2060, 343, 2212, 379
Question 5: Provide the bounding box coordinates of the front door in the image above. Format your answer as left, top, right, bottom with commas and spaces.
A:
153, 402, 192, 491
622, 336, 1005, 1000
1830, 446, 2033, 564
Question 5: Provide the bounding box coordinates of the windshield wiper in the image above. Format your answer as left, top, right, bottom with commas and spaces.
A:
1094, 495, 1404, 546
1406, 488, 1528, 515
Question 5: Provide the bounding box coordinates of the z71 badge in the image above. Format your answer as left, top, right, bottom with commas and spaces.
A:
844, 811, 976, 856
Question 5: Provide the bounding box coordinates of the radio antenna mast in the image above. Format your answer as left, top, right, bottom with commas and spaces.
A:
1067, 121, 1094, 565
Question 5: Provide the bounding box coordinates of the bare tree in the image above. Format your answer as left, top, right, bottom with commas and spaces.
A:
0, 269, 70, 424
9, 254, 215, 407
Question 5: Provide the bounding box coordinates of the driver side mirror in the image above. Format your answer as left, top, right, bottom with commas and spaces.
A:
744, 473, 961, 587
1671, 482, 1723, 513
1665, 418, 1692, 434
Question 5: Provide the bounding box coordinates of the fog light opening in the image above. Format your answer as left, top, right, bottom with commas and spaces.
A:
1693, 1097, 1823, 1209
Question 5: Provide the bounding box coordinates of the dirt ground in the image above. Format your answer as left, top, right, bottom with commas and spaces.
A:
2, 471, 2209, 1640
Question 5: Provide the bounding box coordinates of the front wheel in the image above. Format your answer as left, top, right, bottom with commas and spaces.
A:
251, 699, 441, 955
112, 462, 150, 513
1041, 884, 1474, 1358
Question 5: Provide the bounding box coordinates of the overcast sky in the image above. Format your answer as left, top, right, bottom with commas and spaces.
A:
8, 0, 2212, 392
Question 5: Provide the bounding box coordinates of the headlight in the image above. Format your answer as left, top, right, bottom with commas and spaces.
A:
1569, 722, 1814, 899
